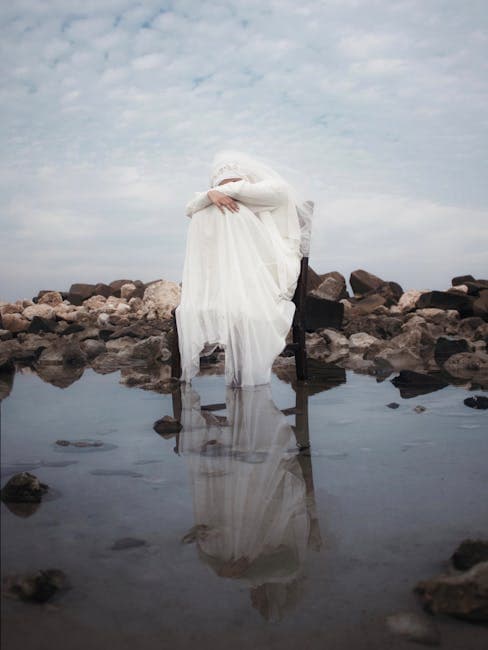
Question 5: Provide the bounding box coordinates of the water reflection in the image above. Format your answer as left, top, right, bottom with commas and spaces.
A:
173, 383, 322, 621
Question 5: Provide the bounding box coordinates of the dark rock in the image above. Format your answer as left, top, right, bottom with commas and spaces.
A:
457, 317, 484, 339
110, 537, 148, 550
360, 281, 404, 306
416, 291, 474, 317
473, 289, 488, 320
107, 321, 167, 340
305, 265, 323, 294
93, 282, 113, 298
464, 395, 488, 410
452, 274, 475, 286
27, 316, 58, 334
153, 415, 182, 437
414, 561, 488, 622
343, 314, 403, 339
386, 402, 400, 409
67, 283, 97, 304
349, 294, 386, 316
465, 280, 488, 296
390, 370, 449, 398
98, 327, 117, 341
434, 337, 470, 367
109, 279, 134, 297
350, 269, 385, 295
4, 569, 68, 603
61, 322, 85, 335
62, 342, 87, 367
451, 539, 488, 570
305, 295, 344, 331
1, 472, 49, 503
314, 272, 348, 301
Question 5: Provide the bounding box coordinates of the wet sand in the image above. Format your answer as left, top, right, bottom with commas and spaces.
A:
1, 367, 487, 649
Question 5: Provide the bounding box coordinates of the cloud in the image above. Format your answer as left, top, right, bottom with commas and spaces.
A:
0, 0, 486, 301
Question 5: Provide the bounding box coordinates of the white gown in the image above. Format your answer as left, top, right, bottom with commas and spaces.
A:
175, 179, 302, 386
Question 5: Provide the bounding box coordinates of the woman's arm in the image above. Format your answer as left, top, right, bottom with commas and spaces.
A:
215, 178, 288, 211
185, 190, 212, 218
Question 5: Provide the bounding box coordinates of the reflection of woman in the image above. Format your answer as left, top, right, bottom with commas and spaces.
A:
179, 383, 310, 621
175, 150, 304, 387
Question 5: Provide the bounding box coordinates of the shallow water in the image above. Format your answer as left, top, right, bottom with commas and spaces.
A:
1, 366, 487, 650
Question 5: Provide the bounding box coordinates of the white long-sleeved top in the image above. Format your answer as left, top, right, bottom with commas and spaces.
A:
185, 179, 289, 218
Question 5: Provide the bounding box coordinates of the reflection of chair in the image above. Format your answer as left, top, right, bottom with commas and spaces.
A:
170, 255, 309, 383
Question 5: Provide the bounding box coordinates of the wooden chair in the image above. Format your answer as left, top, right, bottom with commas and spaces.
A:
170, 254, 309, 383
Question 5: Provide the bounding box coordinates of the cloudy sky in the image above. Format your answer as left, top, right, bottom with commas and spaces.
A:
1, 0, 487, 302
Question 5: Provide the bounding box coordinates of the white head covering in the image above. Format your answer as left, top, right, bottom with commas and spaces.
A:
209, 150, 313, 256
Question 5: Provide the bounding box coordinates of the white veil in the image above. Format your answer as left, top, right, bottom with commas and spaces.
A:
209, 150, 313, 256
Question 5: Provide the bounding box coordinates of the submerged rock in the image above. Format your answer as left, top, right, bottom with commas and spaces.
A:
110, 537, 148, 550
4, 569, 68, 603
1, 472, 49, 503
414, 561, 488, 622
153, 415, 182, 437
463, 395, 488, 410
451, 539, 488, 571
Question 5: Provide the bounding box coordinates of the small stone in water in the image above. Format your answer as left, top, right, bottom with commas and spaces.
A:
386, 402, 400, 409
414, 405, 426, 413
464, 395, 488, 410
1, 472, 49, 503
4, 569, 68, 603
110, 537, 148, 551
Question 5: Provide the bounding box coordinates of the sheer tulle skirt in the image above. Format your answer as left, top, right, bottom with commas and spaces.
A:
175, 203, 301, 386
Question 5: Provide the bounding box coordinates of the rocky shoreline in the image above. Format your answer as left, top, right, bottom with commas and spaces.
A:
0, 268, 487, 397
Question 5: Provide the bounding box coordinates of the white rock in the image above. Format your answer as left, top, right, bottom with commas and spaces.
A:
142, 280, 181, 321
116, 303, 131, 315
397, 289, 424, 312
22, 304, 56, 321
38, 291, 63, 306
348, 332, 381, 353
1, 313, 30, 333
120, 283, 137, 300
97, 313, 111, 327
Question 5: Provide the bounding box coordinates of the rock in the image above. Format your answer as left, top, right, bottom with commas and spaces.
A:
4, 569, 68, 603
0, 303, 22, 316
1, 472, 48, 503
452, 274, 476, 286
343, 314, 404, 340
434, 336, 470, 367
141, 280, 181, 321
390, 370, 449, 398
306, 329, 349, 363
56, 439, 103, 448
305, 265, 324, 293
416, 291, 474, 317
27, 316, 58, 334
397, 289, 426, 313
414, 405, 426, 413
349, 294, 386, 316
448, 284, 469, 294
473, 289, 488, 319
414, 561, 488, 622
120, 282, 144, 301
375, 347, 424, 372
61, 322, 85, 335
66, 283, 97, 305
386, 402, 400, 409
0, 329, 13, 342
153, 415, 182, 437
37, 291, 63, 306
110, 537, 148, 550
80, 338, 106, 360
129, 335, 170, 362
1, 313, 30, 333
348, 332, 381, 354
360, 281, 404, 306
109, 279, 135, 297
36, 341, 87, 367
350, 269, 384, 295
305, 295, 344, 331
451, 539, 488, 570
443, 352, 488, 382
386, 611, 440, 646
93, 282, 113, 298
83, 295, 107, 310
457, 317, 485, 339
465, 280, 488, 296
464, 395, 488, 410
313, 272, 348, 301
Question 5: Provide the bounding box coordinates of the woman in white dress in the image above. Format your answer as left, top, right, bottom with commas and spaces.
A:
175, 150, 304, 387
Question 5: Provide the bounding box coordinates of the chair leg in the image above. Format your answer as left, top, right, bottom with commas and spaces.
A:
171, 307, 181, 379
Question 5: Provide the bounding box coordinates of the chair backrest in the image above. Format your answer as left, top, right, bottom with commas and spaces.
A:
296, 200, 314, 257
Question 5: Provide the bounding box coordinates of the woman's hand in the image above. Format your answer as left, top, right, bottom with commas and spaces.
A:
207, 189, 240, 215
